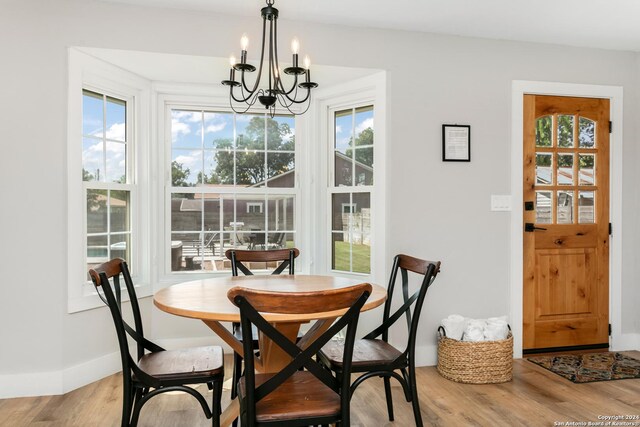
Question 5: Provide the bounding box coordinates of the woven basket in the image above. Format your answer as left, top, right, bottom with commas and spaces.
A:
436, 326, 513, 384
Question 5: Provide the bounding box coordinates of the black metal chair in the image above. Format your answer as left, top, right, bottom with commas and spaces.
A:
318, 254, 441, 427
228, 283, 372, 427
225, 248, 300, 422
89, 258, 224, 427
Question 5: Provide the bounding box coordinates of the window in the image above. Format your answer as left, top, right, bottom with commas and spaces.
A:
168, 110, 296, 272
330, 105, 374, 274
247, 203, 264, 214
82, 90, 134, 273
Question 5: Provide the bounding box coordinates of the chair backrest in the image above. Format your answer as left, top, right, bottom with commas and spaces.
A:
364, 254, 441, 357
228, 283, 372, 426
89, 258, 164, 388
225, 248, 300, 276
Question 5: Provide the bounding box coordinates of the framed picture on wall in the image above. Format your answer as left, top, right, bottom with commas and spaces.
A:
442, 124, 471, 162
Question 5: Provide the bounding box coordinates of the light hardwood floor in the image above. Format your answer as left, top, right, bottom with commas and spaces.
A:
1, 352, 639, 426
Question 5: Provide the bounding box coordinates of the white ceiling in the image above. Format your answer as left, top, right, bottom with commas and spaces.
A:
97, 0, 640, 52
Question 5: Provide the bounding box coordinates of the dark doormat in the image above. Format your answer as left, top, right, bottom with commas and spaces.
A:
527, 352, 640, 383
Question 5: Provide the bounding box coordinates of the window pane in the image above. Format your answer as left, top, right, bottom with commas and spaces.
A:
237, 115, 265, 151
557, 154, 574, 185
204, 112, 234, 149
87, 189, 108, 234
579, 117, 596, 148
203, 150, 221, 185
535, 116, 552, 147
236, 151, 265, 186
238, 196, 266, 231
171, 110, 202, 149
578, 154, 595, 185
332, 232, 348, 271
110, 233, 130, 263
171, 193, 202, 232
210, 150, 234, 185
82, 90, 103, 136
268, 195, 295, 231
106, 96, 126, 142
557, 191, 574, 224
110, 190, 130, 233
557, 115, 574, 148
578, 191, 595, 223
83, 137, 102, 182
334, 109, 353, 154
105, 141, 126, 183
266, 152, 294, 187
354, 106, 374, 147
87, 235, 108, 263
172, 151, 202, 187
202, 194, 221, 232
536, 191, 552, 224
266, 232, 289, 249
331, 193, 351, 231
334, 152, 352, 186
536, 153, 552, 185
268, 115, 295, 151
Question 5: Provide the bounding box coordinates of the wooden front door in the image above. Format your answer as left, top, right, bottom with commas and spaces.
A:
523, 95, 610, 352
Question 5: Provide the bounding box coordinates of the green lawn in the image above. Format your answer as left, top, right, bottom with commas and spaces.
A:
333, 241, 371, 274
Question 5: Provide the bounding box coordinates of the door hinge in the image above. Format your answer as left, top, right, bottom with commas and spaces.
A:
609, 223, 612, 235
608, 323, 612, 336
609, 121, 613, 133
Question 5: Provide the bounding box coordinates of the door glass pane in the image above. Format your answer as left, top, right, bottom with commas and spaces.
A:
536, 191, 552, 224
557, 191, 574, 224
535, 116, 552, 147
557, 154, 574, 185
579, 117, 596, 148
578, 154, 595, 185
557, 115, 575, 148
536, 153, 552, 185
578, 191, 595, 224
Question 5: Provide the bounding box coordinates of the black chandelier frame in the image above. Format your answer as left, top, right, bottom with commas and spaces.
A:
221, 0, 318, 117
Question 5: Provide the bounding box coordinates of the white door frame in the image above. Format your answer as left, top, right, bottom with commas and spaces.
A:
510, 80, 623, 358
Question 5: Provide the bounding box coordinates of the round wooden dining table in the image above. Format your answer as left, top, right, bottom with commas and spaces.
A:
153, 274, 386, 427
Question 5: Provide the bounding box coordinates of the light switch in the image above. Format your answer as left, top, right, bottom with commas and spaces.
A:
491, 195, 512, 211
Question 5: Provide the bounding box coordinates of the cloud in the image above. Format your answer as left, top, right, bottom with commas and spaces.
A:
105, 122, 125, 141
172, 119, 192, 139
355, 117, 374, 134
172, 111, 202, 122
205, 123, 227, 133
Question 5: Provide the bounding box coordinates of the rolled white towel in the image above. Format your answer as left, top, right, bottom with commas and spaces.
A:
441, 314, 465, 340
463, 319, 486, 342
484, 316, 509, 340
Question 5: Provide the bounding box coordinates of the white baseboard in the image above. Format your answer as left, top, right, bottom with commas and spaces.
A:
0, 336, 231, 400
613, 333, 640, 350
3, 334, 635, 399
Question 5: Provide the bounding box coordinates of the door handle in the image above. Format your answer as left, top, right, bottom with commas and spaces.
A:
525, 223, 547, 232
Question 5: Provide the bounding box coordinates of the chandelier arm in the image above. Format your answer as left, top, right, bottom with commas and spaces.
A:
241, 14, 270, 94
230, 85, 258, 104
272, 19, 300, 97
230, 90, 262, 114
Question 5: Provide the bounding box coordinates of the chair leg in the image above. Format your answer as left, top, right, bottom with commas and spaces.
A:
383, 376, 395, 421
212, 380, 221, 427
232, 352, 242, 427
408, 364, 423, 427
121, 381, 134, 427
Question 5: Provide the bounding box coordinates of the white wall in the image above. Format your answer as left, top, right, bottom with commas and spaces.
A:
1, 0, 638, 396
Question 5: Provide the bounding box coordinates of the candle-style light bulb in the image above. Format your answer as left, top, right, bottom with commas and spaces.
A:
229, 55, 237, 67
304, 55, 311, 69
291, 38, 300, 54
240, 34, 249, 51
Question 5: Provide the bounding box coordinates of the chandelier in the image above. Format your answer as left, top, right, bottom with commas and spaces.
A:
221, 0, 318, 117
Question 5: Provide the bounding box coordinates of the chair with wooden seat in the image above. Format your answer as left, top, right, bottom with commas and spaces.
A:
228, 283, 372, 427
224, 248, 300, 422
89, 258, 225, 427
318, 254, 441, 427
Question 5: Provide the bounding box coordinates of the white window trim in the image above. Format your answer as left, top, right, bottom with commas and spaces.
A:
247, 202, 264, 214
310, 72, 387, 284
67, 48, 151, 313
153, 87, 307, 285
